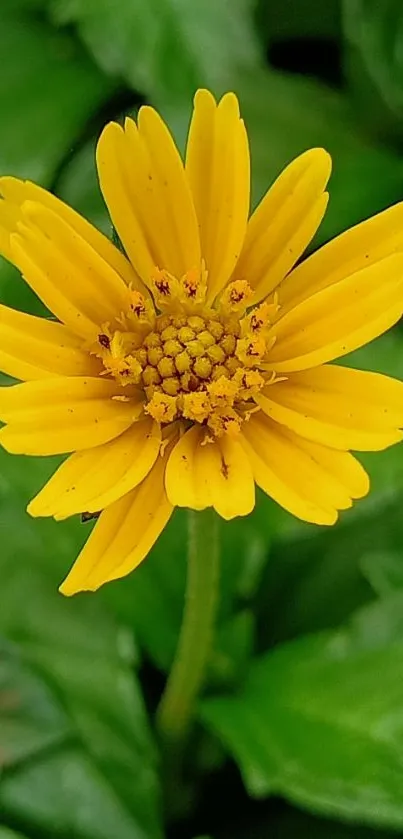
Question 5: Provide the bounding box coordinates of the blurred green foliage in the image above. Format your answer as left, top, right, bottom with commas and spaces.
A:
202, 594, 403, 830
2, 0, 403, 837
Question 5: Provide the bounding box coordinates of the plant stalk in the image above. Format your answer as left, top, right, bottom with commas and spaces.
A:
156, 507, 220, 748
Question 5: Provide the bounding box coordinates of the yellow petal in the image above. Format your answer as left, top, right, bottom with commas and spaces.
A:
59, 451, 174, 595
97, 110, 201, 286
185, 89, 216, 245
186, 90, 250, 303
301, 437, 370, 501
166, 424, 255, 519
234, 148, 331, 305
241, 413, 369, 525
198, 434, 255, 520
164, 424, 209, 510
99, 120, 173, 280
0, 377, 142, 454
165, 425, 255, 519
258, 364, 403, 451
0, 376, 120, 419
137, 106, 201, 277
96, 122, 159, 285
28, 418, 161, 518
10, 226, 93, 338
0, 304, 99, 381
0, 196, 19, 262
10, 200, 132, 339
265, 253, 403, 372
276, 200, 403, 318
0, 176, 141, 291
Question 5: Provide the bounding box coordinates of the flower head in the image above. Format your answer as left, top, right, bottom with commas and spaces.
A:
1, 89, 403, 594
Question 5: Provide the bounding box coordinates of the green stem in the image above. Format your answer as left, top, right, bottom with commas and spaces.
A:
156, 507, 220, 748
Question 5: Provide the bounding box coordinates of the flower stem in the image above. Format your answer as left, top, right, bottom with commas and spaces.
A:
156, 507, 220, 748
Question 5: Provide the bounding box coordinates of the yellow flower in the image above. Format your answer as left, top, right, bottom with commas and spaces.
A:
1, 89, 403, 595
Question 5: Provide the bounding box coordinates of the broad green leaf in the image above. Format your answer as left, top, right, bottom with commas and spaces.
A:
0, 450, 162, 839
0, 644, 69, 767
57, 140, 109, 234
0, 9, 114, 184
0, 830, 29, 839
49, 0, 262, 103
0, 644, 159, 839
201, 594, 403, 830
235, 68, 403, 241
1, 747, 157, 839
343, 0, 403, 137
0, 6, 114, 315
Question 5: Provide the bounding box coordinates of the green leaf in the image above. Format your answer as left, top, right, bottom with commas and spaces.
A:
235, 68, 403, 242
0, 830, 29, 839
0, 644, 70, 768
0, 8, 114, 184
201, 594, 403, 830
57, 140, 110, 235
1, 644, 159, 839
0, 6, 115, 315
0, 450, 163, 839
1, 746, 157, 839
49, 0, 262, 104
342, 0, 403, 138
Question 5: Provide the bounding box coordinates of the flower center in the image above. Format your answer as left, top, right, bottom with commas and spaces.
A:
94, 275, 279, 437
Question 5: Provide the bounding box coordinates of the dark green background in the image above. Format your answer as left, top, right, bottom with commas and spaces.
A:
2, 1, 403, 836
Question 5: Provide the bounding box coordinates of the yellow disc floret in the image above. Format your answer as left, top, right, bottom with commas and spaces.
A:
94, 278, 277, 437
